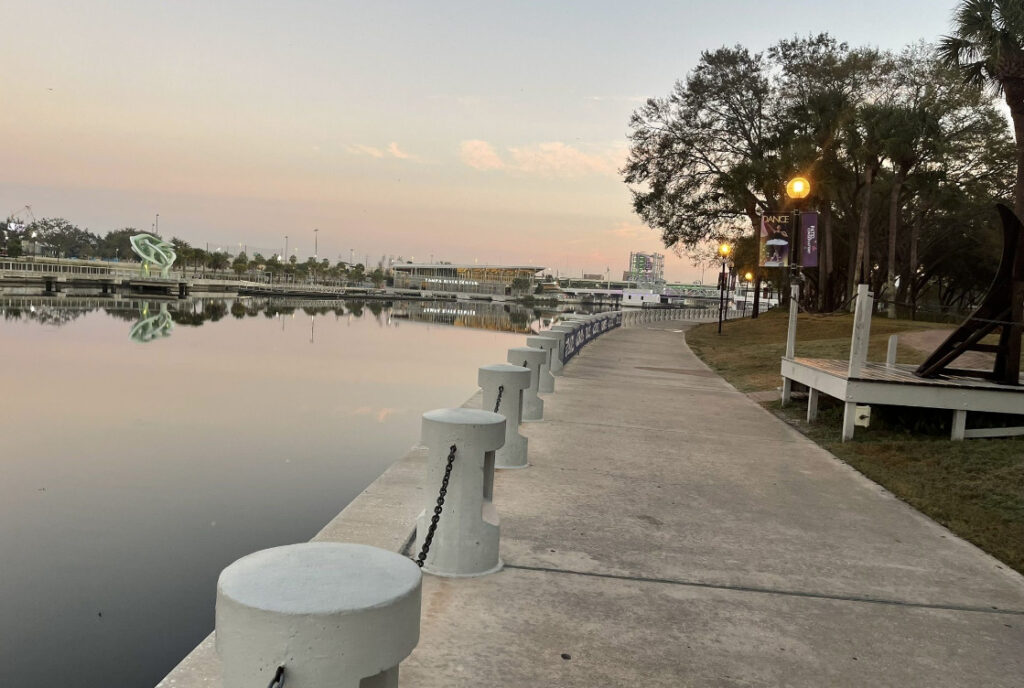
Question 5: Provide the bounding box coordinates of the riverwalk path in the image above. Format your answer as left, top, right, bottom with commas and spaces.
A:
159, 319, 1024, 687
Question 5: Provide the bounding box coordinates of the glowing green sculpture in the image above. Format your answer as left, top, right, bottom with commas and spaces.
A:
130, 233, 177, 277
129, 302, 173, 342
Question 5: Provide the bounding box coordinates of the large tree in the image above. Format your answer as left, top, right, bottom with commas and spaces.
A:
939, 0, 1024, 217
623, 45, 781, 246
624, 34, 1014, 313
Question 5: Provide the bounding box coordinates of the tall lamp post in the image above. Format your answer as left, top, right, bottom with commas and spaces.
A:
743, 272, 754, 317
717, 242, 731, 335
781, 176, 811, 405
785, 176, 811, 294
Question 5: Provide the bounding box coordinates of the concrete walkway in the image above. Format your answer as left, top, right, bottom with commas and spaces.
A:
402, 321, 1024, 687
160, 320, 1024, 687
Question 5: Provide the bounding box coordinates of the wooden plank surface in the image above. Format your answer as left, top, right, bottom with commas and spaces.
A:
793, 358, 1024, 392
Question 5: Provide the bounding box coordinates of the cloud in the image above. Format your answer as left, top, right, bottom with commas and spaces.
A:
347, 142, 418, 161
460, 140, 505, 170
459, 140, 625, 178
508, 141, 621, 177
387, 142, 412, 159
347, 144, 385, 158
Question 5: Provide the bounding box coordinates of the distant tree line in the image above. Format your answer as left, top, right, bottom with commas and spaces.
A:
0, 218, 389, 287
624, 26, 1022, 315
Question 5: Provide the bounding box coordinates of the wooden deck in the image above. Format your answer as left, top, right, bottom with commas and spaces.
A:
780, 357, 1024, 441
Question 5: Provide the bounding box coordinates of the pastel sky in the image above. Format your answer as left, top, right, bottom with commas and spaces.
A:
2, 1, 957, 281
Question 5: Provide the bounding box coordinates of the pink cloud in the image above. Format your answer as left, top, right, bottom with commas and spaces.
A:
459, 140, 505, 170
387, 142, 413, 159
347, 142, 418, 161
460, 140, 624, 178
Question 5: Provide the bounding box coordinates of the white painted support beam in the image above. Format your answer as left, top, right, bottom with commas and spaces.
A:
848, 285, 873, 378
963, 426, 1024, 439
842, 402, 857, 442
951, 409, 967, 441
807, 388, 819, 423
886, 335, 898, 368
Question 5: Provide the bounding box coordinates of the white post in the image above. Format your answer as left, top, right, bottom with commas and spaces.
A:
951, 409, 967, 441
544, 329, 568, 375
507, 346, 546, 420
216, 543, 421, 688
781, 281, 800, 405
848, 284, 873, 378
842, 401, 857, 442
415, 408, 505, 577
478, 364, 531, 469
807, 388, 819, 423
886, 335, 898, 368
527, 335, 557, 393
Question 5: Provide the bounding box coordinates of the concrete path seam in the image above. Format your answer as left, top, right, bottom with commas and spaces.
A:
503, 563, 1024, 617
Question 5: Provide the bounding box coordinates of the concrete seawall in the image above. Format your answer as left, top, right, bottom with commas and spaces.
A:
159, 321, 1024, 687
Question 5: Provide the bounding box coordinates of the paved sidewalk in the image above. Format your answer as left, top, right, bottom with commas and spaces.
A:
401, 321, 1024, 687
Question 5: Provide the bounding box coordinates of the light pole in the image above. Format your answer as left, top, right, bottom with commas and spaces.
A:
785, 175, 811, 305
313, 229, 319, 284
717, 242, 731, 335
155, 213, 159, 236
743, 272, 753, 317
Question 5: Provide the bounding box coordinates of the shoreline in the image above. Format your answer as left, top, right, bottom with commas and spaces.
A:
155, 388, 483, 687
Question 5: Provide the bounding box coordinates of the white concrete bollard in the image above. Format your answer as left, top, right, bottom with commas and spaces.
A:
507, 346, 546, 420
550, 323, 578, 368
543, 328, 568, 375
415, 408, 505, 576
216, 542, 421, 688
526, 335, 557, 393
478, 364, 531, 469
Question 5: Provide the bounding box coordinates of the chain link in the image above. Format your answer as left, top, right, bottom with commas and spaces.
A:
267, 665, 285, 688
414, 444, 457, 567
493, 385, 504, 413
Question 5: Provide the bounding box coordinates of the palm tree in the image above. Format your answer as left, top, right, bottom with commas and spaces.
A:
939, 0, 1024, 217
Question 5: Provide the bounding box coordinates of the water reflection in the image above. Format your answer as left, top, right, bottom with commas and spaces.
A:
128, 303, 173, 343
0, 293, 542, 688
0, 296, 564, 335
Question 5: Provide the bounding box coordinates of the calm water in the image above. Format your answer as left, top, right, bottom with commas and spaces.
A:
0, 296, 547, 687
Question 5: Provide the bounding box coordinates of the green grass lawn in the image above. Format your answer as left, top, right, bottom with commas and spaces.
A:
686, 309, 1024, 575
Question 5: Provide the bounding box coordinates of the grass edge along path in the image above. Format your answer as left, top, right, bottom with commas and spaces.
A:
686, 310, 1024, 575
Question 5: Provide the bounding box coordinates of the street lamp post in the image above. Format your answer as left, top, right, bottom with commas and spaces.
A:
717, 242, 731, 335
743, 272, 753, 317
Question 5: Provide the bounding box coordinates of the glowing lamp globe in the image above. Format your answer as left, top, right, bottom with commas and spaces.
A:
718, 243, 731, 257
786, 177, 811, 199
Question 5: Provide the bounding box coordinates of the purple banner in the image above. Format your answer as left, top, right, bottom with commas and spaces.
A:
801, 211, 819, 268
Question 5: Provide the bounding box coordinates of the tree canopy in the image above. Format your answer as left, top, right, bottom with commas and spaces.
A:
623, 34, 1015, 312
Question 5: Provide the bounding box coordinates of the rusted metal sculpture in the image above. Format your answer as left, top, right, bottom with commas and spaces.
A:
915, 204, 1023, 385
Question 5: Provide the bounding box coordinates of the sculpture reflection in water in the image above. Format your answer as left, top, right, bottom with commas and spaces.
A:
130, 233, 177, 278
129, 302, 174, 342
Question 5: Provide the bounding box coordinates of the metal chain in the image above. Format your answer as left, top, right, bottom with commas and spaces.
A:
413, 444, 457, 568
267, 665, 285, 688
493, 385, 504, 413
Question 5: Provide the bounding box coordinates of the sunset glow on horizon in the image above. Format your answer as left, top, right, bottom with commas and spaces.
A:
1, 0, 953, 281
